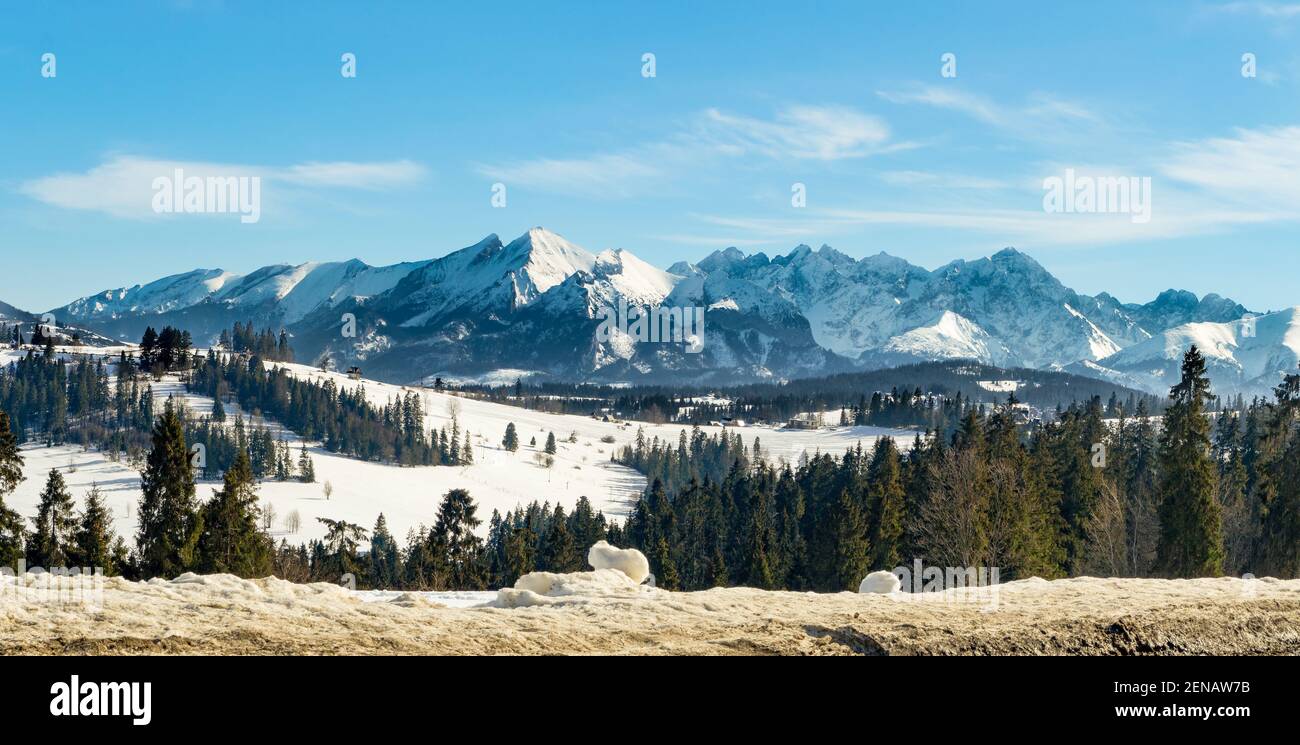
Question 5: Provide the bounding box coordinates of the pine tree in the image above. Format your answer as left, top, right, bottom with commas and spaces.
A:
136, 400, 203, 578
503, 526, 537, 585
317, 517, 368, 579
743, 506, 776, 589
0, 410, 23, 496
460, 434, 474, 465
297, 444, 316, 483
0, 410, 25, 569
1256, 367, 1300, 575
429, 488, 485, 589
502, 423, 519, 452
829, 487, 870, 591
368, 513, 400, 589
866, 437, 905, 571
540, 505, 581, 572
27, 468, 78, 568
652, 536, 679, 590
198, 449, 271, 577
544, 431, 557, 455
73, 485, 124, 575
1155, 346, 1224, 577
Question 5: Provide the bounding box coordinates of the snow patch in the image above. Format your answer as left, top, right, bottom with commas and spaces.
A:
496, 568, 651, 608
587, 540, 651, 583
859, 571, 902, 594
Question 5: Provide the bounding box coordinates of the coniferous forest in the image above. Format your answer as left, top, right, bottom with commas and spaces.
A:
2, 339, 1299, 589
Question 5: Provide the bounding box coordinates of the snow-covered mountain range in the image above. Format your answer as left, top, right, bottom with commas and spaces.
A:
20, 227, 1296, 395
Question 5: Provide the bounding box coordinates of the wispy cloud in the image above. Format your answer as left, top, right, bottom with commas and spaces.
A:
477, 149, 675, 199
684, 124, 1300, 250
699, 105, 899, 160
1161, 125, 1300, 209
477, 104, 909, 198
1214, 2, 1300, 19
877, 85, 1101, 136
19, 155, 427, 219
879, 170, 1012, 190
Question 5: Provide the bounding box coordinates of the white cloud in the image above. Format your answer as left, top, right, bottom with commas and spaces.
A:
879, 170, 1011, 189
477, 151, 670, 199
1161, 125, 1300, 210
477, 104, 905, 198
1215, 2, 1300, 18
877, 86, 1100, 135
692, 125, 1300, 250
699, 105, 896, 160
279, 160, 426, 189
19, 155, 426, 219
691, 201, 1286, 250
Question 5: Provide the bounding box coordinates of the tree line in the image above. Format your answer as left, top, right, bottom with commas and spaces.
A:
610, 347, 1300, 589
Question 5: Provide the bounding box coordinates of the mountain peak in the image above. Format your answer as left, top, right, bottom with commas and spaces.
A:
990, 246, 1045, 269
698, 246, 747, 272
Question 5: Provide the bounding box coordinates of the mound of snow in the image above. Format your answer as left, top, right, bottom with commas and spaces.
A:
496, 568, 652, 608
587, 540, 651, 584
859, 571, 902, 594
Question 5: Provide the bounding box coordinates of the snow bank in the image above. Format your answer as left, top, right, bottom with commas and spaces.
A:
859, 571, 902, 594
6, 571, 1300, 655
496, 568, 653, 608
587, 540, 650, 584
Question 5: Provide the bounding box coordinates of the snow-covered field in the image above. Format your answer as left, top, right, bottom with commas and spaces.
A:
274, 360, 917, 466
5, 358, 917, 549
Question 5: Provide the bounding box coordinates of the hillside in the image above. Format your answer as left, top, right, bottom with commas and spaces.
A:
4, 357, 916, 549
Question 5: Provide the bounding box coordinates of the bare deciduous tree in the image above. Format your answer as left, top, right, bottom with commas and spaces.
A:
284, 509, 302, 534
1083, 480, 1128, 577
262, 502, 278, 532
911, 448, 990, 568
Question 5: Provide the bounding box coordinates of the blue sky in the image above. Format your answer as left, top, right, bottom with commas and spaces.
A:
2, 0, 1298, 312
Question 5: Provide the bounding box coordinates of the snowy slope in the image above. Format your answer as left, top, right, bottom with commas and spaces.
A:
58, 268, 241, 320
0, 299, 34, 323
7, 358, 916, 552
1090, 307, 1300, 394
43, 230, 1269, 390
873, 311, 1012, 366
55, 260, 430, 331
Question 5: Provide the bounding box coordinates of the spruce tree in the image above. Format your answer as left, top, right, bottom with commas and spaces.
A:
867, 437, 905, 571
540, 505, 581, 572
0, 410, 25, 569
544, 431, 557, 455
652, 536, 679, 590
317, 517, 368, 579
502, 423, 519, 452
1256, 368, 1300, 575
503, 525, 537, 585
830, 487, 870, 591
460, 434, 474, 465
297, 444, 316, 483
429, 488, 485, 589
27, 468, 78, 568
743, 507, 776, 589
73, 485, 124, 575
1155, 346, 1224, 577
0, 410, 22, 496
198, 449, 271, 577
368, 513, 400, 589
136, 400, 203, 578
